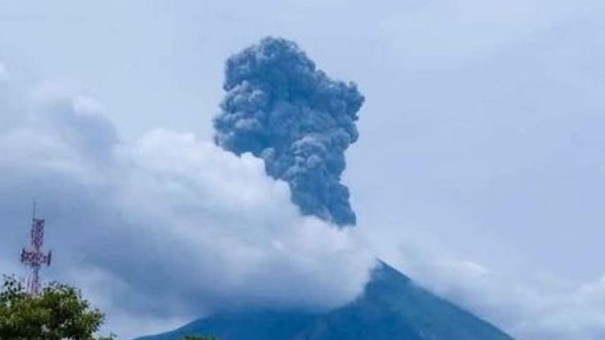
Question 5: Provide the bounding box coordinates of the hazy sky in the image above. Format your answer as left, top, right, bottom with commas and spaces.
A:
0, 1, 604, 339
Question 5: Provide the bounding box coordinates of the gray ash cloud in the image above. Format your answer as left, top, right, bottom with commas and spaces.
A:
213, 37, 364, 226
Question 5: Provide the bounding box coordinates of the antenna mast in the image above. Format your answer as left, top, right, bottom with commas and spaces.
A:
20, 202, 52, 294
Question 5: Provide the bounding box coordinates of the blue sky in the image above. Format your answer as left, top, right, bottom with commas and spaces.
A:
0, 1, 604, 339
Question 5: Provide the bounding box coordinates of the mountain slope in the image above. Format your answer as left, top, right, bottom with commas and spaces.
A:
294, 262, 512, 340
135, 262, 513, 340
136, 311, 320, 340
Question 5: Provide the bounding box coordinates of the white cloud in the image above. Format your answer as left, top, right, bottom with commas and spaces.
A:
106, 129, 373, 313
383, 240, 605, 340
0, 84, 374, 339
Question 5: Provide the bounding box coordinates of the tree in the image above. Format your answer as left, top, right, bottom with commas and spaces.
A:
0, 275, 115, 340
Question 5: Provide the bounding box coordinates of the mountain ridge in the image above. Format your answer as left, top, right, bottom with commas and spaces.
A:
135, 261, 513, 340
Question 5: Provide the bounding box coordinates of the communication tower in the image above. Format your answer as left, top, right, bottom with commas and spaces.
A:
20, 203, 52, 294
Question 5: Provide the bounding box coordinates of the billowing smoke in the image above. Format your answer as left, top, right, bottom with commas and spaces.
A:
213, 37, 364, 226
0, 65, 374, 338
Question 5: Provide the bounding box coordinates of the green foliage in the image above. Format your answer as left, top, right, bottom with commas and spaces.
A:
0, 275, 115, 340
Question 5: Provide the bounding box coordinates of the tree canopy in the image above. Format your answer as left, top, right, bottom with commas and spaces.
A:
0, 275, 114, 340
0, 274, 220, 340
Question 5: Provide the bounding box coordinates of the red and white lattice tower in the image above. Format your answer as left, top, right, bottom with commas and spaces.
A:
20, 203, 52, 295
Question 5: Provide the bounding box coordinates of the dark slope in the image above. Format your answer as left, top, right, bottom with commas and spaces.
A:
135, 311, 320, 340
294, 262, 513, 340
135, 262, 514, 340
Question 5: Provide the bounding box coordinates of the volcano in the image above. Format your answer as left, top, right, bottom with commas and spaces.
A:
135, 262, 513, 340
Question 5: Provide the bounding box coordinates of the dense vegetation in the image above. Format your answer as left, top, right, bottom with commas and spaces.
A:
0, 275, 113, 340
0, 275, 218, 340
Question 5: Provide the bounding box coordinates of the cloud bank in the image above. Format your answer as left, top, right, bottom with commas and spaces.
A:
386, 239, 605, 340
0, 67, 373, 338
214, 37, 364, 227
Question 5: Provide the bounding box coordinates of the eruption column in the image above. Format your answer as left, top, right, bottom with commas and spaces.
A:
214, 37, 364, 226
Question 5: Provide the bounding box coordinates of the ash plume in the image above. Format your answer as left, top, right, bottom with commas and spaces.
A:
213, 37, 364, 226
